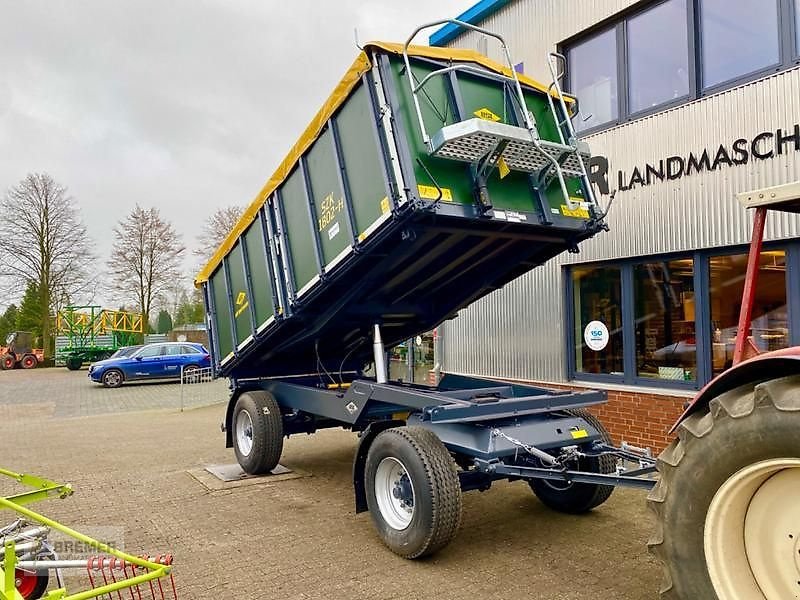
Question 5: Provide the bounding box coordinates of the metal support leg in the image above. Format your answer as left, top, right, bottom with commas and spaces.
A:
373, 324, 388, 384
733, 206, 767, 365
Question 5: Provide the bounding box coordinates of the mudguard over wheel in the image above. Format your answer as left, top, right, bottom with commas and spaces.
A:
233, 390, 284, 475
528, 408, 615, 513
648, 376, 800, 599
365, 426, 462, 559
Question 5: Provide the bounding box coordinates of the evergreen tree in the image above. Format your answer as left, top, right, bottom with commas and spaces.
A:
0, 304, 19, 341
156, 310, 173, 334
16, 281, 43, 344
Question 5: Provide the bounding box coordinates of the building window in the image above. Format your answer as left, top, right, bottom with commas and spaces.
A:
627, 0, 689, 114
709, 250, 788, 375
634, 259, 697, 381
571, 265, 624, 375
563, 0, 798, 131
700, 0, 780, 89
568, 28, 618, 131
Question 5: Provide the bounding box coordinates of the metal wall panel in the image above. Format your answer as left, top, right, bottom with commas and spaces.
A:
441, 0, 800, 383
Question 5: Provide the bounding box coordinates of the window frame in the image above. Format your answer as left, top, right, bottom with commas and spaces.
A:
561, 0, 800, 136
565, 240, 800, 390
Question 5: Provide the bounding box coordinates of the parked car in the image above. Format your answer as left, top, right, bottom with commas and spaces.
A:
108, 344, 143, 359
88, 342, 210, 388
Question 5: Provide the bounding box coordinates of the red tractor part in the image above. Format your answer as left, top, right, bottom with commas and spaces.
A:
649, 181, 800, 599
0, 332, 43, 370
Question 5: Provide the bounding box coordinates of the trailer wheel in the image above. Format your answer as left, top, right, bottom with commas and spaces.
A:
648, 376, 800, 599
21, 354, 37, 369
1, 354, 14, 370
528, 409, 615, 514
365, 426, 462, 559
233, 391, 284, 475
15, 568, 49, 599
65, 356, 82, 371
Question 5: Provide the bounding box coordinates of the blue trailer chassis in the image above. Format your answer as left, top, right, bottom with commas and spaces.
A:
224, 372, 657, 511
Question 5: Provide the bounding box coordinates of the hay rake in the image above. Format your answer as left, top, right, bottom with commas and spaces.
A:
0, 468, 177, 600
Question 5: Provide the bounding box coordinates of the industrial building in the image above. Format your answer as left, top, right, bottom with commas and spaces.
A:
431, 0, 800, 449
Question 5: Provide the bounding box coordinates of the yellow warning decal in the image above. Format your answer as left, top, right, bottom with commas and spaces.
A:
474, 107, 501, 122
497, 157, 510, 179
417, 184, 453, 201
560, 204, 590, 219
380, 196, 390, 215
570, 428, 589, 440
234, 291, 249, 318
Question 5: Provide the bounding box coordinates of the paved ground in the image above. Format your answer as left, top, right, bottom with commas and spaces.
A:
0, 368, 662, 599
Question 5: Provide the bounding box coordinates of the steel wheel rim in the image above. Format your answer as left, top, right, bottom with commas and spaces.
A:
704, 458, 800, 599
235, 409, 254, 457
15, 569, 38, 597
104, 371, 121, 386
374, 457, 415, 531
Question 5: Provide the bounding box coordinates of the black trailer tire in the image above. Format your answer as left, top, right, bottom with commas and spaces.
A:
648, 376, 800, 599
21, 354, 37, 369
0, 354, 15, 370
232, 391, 284, 475
101, 368, 124, 388
15, 567, 49, 599
65, 356, 82, 371
365, 426, 462, 559
528, 409, 615, 514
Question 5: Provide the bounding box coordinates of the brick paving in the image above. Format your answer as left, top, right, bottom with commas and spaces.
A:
0, 367, 662, 599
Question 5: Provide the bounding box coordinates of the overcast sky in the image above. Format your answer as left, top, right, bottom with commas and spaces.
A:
0, 0, 468, 309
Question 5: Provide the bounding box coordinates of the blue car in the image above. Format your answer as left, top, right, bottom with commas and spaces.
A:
88, 342, 211, 388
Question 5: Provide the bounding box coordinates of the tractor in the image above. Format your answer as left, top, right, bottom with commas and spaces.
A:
0, 331, 43, 370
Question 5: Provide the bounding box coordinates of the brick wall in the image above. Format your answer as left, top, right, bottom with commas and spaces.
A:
519, 379, 689, 453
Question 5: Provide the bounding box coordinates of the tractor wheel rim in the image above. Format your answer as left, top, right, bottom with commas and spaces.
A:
15, 569, 38, 597
704, 458, 800, 600
235, 409, 254, 457
374, 457, 415, 531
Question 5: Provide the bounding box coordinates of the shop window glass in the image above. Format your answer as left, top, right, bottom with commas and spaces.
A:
627, 0, 689, 113
634, 260, 696, 381
709, 251, 788, 375
700, 0, 780, 89
568, 28, 618, 131
572, 266, 624, 375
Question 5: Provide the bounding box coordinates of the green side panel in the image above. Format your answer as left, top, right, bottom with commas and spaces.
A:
243, 220, 275, 327
306, 127, 350, 265
335, 82, 389, 239
228, 242, 253, 345
280, 168, 318, 292
388, 55, 585, 217
210, 269, 234, 360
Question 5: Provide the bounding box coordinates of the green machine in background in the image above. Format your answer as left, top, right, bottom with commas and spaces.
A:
55, 305, 143, 370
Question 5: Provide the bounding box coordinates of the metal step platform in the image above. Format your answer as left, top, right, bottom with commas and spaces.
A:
430, 118, 590, 176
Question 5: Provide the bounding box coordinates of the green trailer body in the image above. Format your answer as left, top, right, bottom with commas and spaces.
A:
196, 42, 604, 379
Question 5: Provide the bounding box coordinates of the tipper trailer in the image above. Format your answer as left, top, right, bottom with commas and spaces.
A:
197, 20, 800, 599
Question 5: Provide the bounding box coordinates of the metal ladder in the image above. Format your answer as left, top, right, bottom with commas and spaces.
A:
401, 20, 595, 212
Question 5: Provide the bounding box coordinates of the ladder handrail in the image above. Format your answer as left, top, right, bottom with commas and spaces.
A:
402, 19, 535, 148
547, 52, 596, 209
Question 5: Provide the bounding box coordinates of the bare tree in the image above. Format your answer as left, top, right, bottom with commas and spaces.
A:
194, 205, 243, 263
0, 173, 94, 357
108, 205, 185, 331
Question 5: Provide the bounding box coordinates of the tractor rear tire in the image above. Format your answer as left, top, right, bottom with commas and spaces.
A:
232, 391, 284, 475
528, 409, 615, 514
648, 376, 800, 599
65, 356, 82, 371
21, 354, 37, 369
0, 354, 15, 370
365, 426, 462, 559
